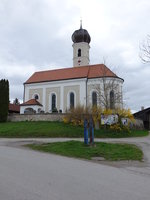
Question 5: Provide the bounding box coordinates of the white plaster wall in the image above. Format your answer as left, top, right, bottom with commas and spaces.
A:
20, 106, 25, 114
24, 77, 123, 113
72, 42, 90, 67
79, 80, 87, 106
24, 78, 87, 113
45, 87, 60, 112
29, 88, 43, 105
20, 105, 43, 114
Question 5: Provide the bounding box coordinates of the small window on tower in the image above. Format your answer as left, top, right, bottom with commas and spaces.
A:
78, 49, 81, 57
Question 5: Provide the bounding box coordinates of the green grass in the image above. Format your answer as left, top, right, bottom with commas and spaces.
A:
0, 121, 148, 138
27, 140, 143, 161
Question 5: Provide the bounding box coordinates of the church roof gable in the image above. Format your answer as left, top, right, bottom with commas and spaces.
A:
25, 64, 121, 84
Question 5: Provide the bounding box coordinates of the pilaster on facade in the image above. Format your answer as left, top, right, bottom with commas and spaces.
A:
60, 85, 64, 113
43, 87, 46, 112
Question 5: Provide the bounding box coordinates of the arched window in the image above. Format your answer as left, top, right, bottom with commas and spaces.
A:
51, 94, 56, 111
24, 108, 35, 114
78, 49, 81, 57
34, 94, 39, 100
70, 92, 74, 109
38, 108, 41, 113
92, 91, 97, 106
110, 90, 115, 109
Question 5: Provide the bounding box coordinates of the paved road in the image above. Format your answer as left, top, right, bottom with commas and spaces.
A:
0, 136, 150, 200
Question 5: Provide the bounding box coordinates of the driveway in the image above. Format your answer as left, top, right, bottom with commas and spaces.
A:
0, 135, 150, 200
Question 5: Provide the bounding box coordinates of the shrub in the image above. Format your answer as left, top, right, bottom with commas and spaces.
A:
115, 108, 135, 123
63, 105, 134, 133
91, 106, 102, 124
110, 123, 122, 132
63, 105, 103, 127
63, 105, 88, 126
110, 123, 130, 133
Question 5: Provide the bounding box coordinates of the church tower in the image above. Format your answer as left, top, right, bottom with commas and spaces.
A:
72, 22, 91, 67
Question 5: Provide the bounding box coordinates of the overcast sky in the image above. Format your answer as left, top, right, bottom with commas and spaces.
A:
0, 0, 150, 112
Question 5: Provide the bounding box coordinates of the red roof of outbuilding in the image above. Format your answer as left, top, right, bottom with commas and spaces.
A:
9, 104, 20, 113
21, 99, 43, 106
25, 64, 123, 84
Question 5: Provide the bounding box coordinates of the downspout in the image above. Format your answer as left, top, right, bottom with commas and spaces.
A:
23, 83, 25, 103
86, 78, 88, 108
86, 66, 90, 108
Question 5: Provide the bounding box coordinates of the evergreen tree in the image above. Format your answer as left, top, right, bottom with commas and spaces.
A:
13, 98, 20, 105
0, 79, 9, 122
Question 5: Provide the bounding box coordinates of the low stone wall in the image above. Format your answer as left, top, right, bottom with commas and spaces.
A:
7, 114, 145, 130
7, 113, 66, 122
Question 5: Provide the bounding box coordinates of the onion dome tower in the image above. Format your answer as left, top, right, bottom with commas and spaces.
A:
72, 21, 91, 67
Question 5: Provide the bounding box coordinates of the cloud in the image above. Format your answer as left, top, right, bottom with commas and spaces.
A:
0, 0, 150, 111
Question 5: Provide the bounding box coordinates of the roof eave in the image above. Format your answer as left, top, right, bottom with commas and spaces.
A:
24, 76, 88, 85
24, 75, 124, 85
21, 104, 43, 107
88, 76, 124, 82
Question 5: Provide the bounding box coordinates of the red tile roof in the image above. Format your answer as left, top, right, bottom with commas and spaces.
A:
21, 99, 43, 106
9, 104, 20, 113
25, 64, 123, 84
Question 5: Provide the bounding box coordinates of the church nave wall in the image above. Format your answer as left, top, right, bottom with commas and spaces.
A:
45, 87, 61, 113
29, 88, 43, 104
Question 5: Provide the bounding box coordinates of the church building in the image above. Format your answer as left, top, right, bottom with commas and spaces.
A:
20, 23, 124, 114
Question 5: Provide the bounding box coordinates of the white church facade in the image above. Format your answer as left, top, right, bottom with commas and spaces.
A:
20, 24, 124, 114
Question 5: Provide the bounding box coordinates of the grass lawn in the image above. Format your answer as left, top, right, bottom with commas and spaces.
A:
27, 140, 143, 161
0, 121, 148, 138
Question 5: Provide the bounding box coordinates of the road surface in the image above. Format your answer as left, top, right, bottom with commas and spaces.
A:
0, 137, 150, 200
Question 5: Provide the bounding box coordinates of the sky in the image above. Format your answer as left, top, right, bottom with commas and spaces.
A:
0, 0, 150, 112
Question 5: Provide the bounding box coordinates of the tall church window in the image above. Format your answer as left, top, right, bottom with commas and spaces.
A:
110, 90, 115, 109
51, 93, 56, 111
70, 92, 74, 109
92, 91, 97, 107
78, 49, 81, 57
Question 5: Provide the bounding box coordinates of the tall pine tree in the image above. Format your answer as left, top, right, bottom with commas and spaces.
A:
0, 79, 9, 122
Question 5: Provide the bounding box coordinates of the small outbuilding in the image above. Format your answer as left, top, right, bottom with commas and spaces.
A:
20, 99, 43, 114
134, 107, 150, 130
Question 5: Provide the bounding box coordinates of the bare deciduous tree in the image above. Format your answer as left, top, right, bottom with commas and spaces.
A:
140, 35, 150, 63
91, 64, 123, 110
